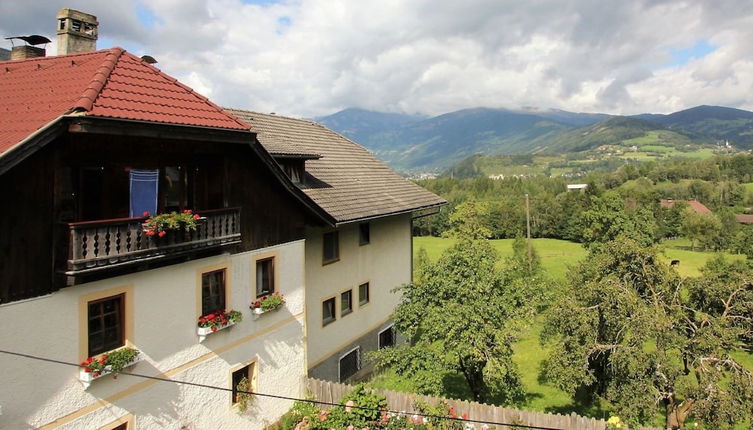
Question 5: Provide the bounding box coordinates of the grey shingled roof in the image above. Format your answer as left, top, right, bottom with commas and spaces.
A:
256, 133, 322, 159
227, 109, 447, 224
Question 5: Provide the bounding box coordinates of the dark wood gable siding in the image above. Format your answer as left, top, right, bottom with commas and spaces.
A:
226, 145, 308, 250
0, 143, 57, 302
0, 131, 317, 303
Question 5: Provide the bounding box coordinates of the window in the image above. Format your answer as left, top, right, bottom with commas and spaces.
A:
87, 294, 125, 356
358, 282, 370, 306
341, 290, 353, 317
359, 223, 370, 245
339, 347, 360, 382
256, 257, 275, 297
99, 414, 134, 430
202, 269, 226, 315
379, 325, 396, 349
322, 231, 339, 264
232, 362, 256, 405
322, 297, 336, 325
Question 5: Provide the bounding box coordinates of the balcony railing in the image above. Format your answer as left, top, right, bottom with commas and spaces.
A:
64, 207, 241, 275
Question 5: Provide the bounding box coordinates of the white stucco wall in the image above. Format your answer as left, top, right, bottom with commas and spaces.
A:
304, 214, 412, 370
0, 240, 306, 429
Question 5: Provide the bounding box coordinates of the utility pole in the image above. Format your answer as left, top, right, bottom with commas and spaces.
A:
526, 193, 532, 272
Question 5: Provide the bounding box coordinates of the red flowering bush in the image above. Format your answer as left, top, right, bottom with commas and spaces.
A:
250, 292, 285, 311
143, 209, 202, 237
197, 309, 242, 331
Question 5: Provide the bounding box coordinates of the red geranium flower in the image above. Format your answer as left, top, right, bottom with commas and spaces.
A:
158, 230, 167, 238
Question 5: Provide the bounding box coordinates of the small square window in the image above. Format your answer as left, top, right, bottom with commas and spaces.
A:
322, 297, 336, 325
232, 362, 256, 405
256, 257, 275, 297
202, 269, 226, 315
339, 347, 360, 382
341, 290, 353, 317
379, 325, 396, 349
88, 294, 125, 357
359, 223, 370, 245
358, 282, 370, 306
323, 231, 339, 264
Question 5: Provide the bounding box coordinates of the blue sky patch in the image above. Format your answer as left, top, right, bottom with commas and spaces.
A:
135, 4, 162, 29
668, 40, 716, 66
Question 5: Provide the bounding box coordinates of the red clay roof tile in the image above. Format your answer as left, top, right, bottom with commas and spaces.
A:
0, 47, 249, 155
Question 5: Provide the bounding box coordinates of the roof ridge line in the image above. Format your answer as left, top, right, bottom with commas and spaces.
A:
72, 47, 125, 112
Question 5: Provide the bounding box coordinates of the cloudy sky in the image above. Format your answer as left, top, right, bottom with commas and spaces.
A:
2, 0, 753, 118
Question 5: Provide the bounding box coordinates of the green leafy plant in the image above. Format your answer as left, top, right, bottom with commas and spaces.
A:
250, 292, 285, 311
143, 209, 201, 238
80, 347, 140, 377
325, 384, 387, 429
197, 310, 242, 331
235, 376, 254, 413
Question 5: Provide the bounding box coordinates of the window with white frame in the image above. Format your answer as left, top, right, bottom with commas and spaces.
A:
339, 347, 360, 382
378, 325, 396, 349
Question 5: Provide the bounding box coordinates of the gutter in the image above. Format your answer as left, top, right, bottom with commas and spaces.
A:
333, 201, 447, 227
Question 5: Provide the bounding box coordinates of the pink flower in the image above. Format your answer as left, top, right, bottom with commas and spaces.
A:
158, 231, 167, 237
345, 400, 354, 413
142, 211, 149, 217
193, 214, 200, 220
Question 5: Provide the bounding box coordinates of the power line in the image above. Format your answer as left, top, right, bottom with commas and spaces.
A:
0, 349, 566, 430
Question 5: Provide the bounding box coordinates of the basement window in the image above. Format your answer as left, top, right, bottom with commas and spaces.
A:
339, 347, 360, 382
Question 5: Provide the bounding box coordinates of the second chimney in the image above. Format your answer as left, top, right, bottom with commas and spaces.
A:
57, 8, 98, 55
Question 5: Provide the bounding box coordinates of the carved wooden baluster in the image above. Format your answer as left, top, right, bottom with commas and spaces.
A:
114, 226, 122, 256
125, 227, 132, 253
92, 229, 101, 260
80, 230, 88, 260
104, 229, 111, 257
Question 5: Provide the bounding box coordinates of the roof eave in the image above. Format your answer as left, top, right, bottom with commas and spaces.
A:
0, 116, 67, 176
333, 201, 448, 226
247, 138, 336, 227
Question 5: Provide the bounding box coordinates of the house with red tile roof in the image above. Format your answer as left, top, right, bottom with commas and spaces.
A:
660, 198, 712, 215
0, 8, 444, 429
0, 44, 332, 429
0, 9, 339, 429
736, 214, 753, 224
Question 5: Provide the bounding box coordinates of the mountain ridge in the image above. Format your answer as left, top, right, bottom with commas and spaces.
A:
316, 105, 753, 171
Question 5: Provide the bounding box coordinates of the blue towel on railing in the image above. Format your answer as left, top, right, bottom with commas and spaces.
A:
130, 169, 159, 217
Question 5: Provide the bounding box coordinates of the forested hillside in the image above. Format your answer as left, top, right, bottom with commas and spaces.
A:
414, 153, 753, 255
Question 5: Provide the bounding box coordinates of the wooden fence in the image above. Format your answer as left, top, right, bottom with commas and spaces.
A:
304, 378, 663, 430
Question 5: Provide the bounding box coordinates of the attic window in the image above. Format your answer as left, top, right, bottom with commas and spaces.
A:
280, 160, 304, 184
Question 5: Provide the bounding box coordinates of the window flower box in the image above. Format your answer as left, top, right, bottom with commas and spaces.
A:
197, 310, 242, 342
250, 293, 285, 320
79, 347, 142, 389
142, 209, 202, 238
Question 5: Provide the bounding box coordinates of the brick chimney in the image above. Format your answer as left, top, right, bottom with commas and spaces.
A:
10, 45, 45, 60
57, 9, 98, 55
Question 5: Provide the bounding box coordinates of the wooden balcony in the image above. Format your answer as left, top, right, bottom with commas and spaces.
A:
64, 207, 241, 276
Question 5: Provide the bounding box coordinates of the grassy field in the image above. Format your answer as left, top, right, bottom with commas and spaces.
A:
414, 237, 586, 280
386, 236, 751, 425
